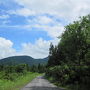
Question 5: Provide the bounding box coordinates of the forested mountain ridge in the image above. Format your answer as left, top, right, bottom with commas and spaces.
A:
0, 56, 48, 66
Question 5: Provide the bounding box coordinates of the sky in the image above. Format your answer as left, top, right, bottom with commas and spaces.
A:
0, 0, 90, 59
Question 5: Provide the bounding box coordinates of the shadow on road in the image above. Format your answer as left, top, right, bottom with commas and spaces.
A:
25, 86, 65, 90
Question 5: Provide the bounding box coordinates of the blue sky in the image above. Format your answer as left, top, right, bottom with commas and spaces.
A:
0, 0, 90, 59
0, 27, 51, 50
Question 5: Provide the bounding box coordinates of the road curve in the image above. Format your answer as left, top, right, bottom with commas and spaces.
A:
21, 76, 65, 90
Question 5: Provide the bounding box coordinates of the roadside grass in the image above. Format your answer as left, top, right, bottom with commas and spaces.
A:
0, 72, 41, 90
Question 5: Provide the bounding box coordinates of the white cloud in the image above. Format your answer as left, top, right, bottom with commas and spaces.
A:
28, 15, 60, 25
12, 0, 90, 38
0, 0, 90, 59
21, 38, 50, 58
8, 8, 36, 17
2, 20, 11, 25
32, 24, 64, 38
0, 37, 59, 59
0, 37, 16, 59
15, 0, 90, 21
37, 16, 53, 24
26, 15, 64, 38
0, 15, 9, 19
20, 38, 59, 59
5, 0, 89, 39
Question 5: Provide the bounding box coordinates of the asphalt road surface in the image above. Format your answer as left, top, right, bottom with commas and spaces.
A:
21, 76, 65, 90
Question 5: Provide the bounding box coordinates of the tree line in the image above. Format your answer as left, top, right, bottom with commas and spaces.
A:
45, 15, 90, 90
0, 63, 46, 81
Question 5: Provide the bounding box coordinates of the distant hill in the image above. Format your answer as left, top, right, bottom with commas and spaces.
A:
0, 56, 48, 66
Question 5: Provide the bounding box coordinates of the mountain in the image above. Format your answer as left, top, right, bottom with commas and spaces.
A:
0, 56, 48, 66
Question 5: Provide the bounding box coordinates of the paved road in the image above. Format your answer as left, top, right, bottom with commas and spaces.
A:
21, 76, 65, 90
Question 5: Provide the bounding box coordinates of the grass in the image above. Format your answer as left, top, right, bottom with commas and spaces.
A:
0, 72, 41, 90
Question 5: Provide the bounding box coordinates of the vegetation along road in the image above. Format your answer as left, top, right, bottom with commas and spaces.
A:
21, 76, 64, 90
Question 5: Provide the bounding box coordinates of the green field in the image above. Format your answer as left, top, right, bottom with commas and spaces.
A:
0, 72, 40, 90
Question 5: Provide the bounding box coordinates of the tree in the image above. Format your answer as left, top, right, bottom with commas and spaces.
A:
47, 43, 59, 67
46, 14, 90, 90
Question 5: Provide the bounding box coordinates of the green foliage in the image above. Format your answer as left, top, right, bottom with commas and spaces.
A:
0, 64, 41, 90
30, 64, 46, 73
0, 72, 40, 90
46, 15, 90, 90
0, 64, 30, 81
